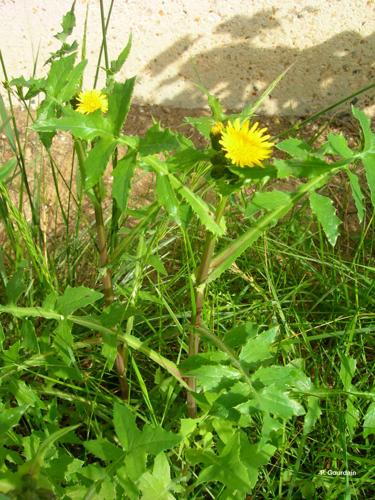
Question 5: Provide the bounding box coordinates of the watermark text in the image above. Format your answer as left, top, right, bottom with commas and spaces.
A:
319, 470, 356, 476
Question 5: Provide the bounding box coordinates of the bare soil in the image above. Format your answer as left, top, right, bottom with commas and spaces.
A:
0, 104, 368, 247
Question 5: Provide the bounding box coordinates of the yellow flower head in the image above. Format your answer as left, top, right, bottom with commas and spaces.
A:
219, 119, 273, 168
210, 121, 225, 150
211, 121, 224, 137
76, 90, 108, 114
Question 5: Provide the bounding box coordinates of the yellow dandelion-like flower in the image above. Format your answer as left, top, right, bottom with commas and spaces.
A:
211, 121, 224, 136
219, 118, 274, 168
76, 90, 108, 114
210, 121, 225, 150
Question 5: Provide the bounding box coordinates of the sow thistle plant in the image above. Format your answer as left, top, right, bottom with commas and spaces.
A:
0, 2, 375, 499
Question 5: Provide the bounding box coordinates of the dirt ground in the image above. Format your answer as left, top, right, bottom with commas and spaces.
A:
0, 104, 368, 245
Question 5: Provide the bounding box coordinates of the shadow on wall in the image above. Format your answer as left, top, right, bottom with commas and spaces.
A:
144, 9, 375, 115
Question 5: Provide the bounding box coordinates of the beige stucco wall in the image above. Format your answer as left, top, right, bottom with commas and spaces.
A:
1, 0, 374, 115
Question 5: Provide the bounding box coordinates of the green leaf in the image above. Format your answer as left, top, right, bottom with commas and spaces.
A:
252, 364, 313, 391
113, 403, 140, 452
258, 387, 305, 418
10, 76, 46, 100
0, 305, 63, 321
35, 99, 57, 148
112, 150, 137, 212
181, 352, 229, 372
0, 405, 29, 435
167, 147, 210, 171
107, 78, 135, 136
362, 153, 375, 209
206, 93, 225, 122
261, 413, 283, 443
346, 398, 360, 438
148, 254, 168, 276
194, 83, 225, 121
328, 133, 353, 159
239, 326, 278, 365
110, 34, 132, 75
276, 138, 311, 159
303, 396, 322, 435
53, 319, 75, 365
346, 169, 365, 223
134, 426, 181, 456
183, 364, 240, 391
274, 157, 333, 179
363, 402, 375, 438
55, 3, 76, 42
84, 137, 116, 189
46, 41, 79, 65
139, 453, 175, 500
240, 387, 305, 419
5, 267, 26, 304
59, 59, 87, 102
239, 436, 276, 490
101, 331, 118, 369
309, 191, 341, 246
184, 116, 214, 138
223, 322, 259, 349
144, 156, 224, 236
156, 173, 181, 225
252, 191, 292, 211
45, 54, 76, 97
56, 285, 103, 316
83, 439, 123, 462
139, 123, 181, 156
0, 94, 16, 151
339, 354, 356, 391
211, 384, 250, 421
8, 379, 43, 409
352, 106, 374, 152
118, 134, 139, 149
229, 164, 278, 182
197, 432, 252, 494
114, 403, 181, 457
33, 109, 113, 141
0, 158, 17, 182
97, 478, 117, 499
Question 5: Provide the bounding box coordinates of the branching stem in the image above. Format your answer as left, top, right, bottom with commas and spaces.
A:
187, 195, 228, 417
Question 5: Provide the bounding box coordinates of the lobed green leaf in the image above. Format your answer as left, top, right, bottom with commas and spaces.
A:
309, 191, 341, 246
56, 285, 103, 316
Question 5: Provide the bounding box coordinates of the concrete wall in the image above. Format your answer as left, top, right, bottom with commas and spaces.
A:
1, 0, 374, 115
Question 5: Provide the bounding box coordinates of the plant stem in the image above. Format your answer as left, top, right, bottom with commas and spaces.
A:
187, 195, 228, 418
94, 0, 115, 87
93, 186, 114, 305
92, 185, 129, 399
74, 139, 128, 399
99, 0, 110, 70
